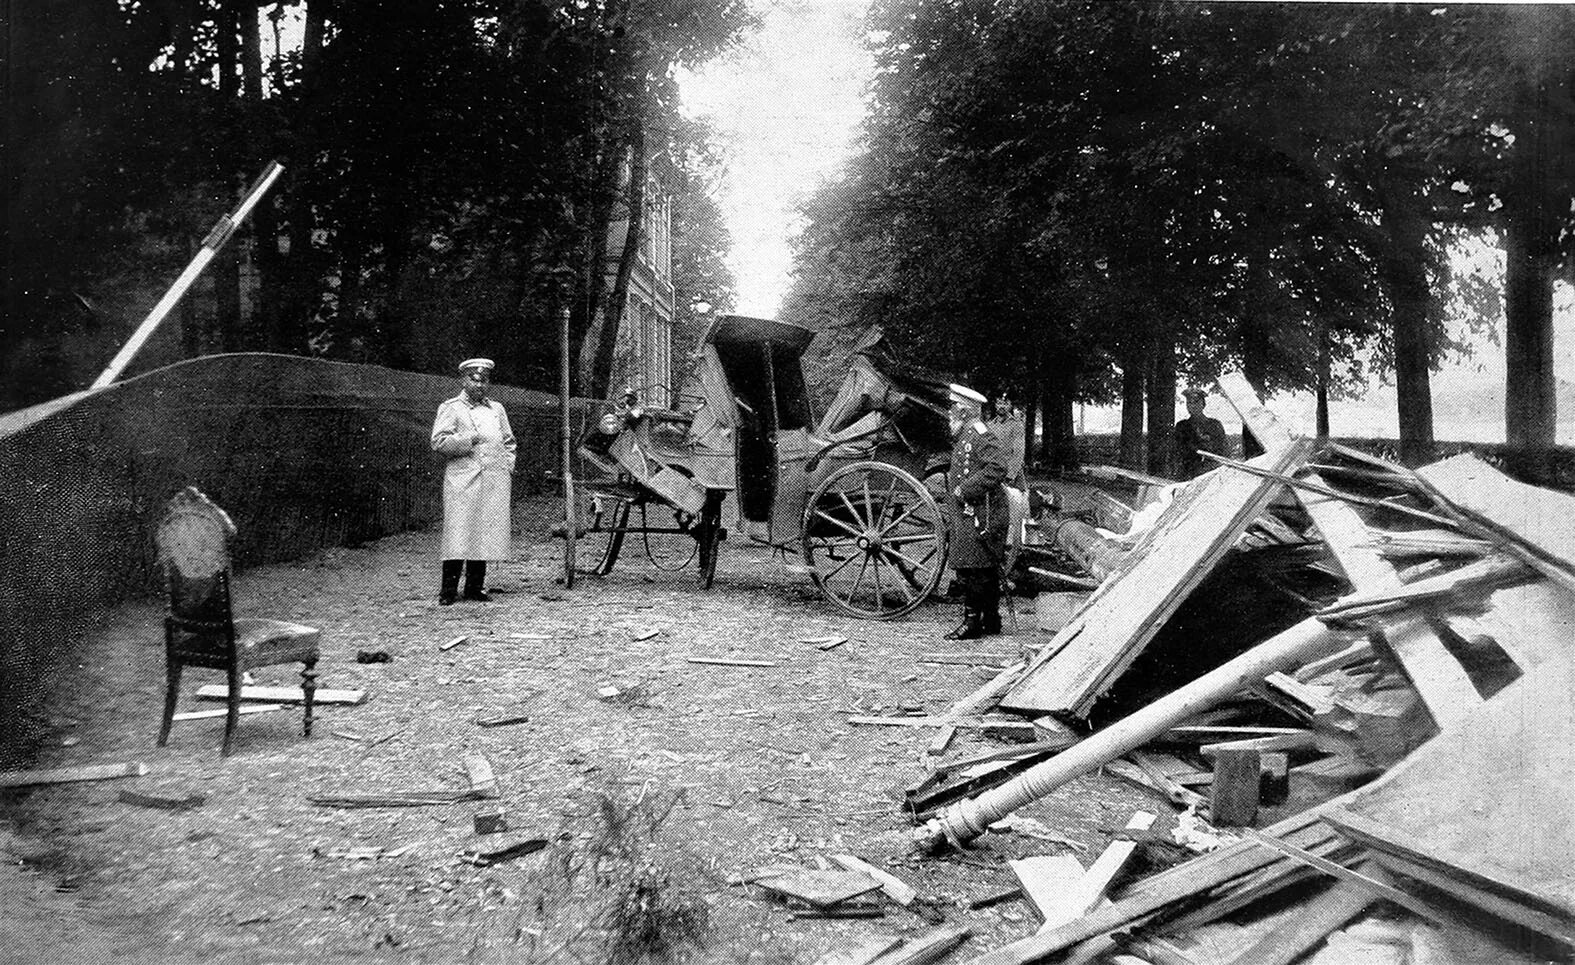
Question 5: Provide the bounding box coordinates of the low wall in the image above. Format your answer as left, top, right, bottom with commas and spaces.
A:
0, 353, 590, 764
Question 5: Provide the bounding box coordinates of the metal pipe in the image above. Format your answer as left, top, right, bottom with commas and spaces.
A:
91, 160, 284, 389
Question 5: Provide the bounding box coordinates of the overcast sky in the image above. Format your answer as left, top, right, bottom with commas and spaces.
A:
678, 0, 872, 318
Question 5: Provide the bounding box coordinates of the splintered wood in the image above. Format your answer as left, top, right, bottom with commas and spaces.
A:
1002, 436, 1314, 716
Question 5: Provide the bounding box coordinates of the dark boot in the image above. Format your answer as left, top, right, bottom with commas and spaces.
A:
439, 560, 462, 605
944, 608, 976, 640
980, 578, 1002, 635
462, 561, 490, 601
952, 609, 989, 640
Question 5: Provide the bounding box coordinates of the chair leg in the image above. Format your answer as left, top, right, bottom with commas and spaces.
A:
158, 663, 183, 747
300, 658, 318, 738
222, 665, 242, 757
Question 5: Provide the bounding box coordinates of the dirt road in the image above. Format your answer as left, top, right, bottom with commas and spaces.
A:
0, 496, 1149, 965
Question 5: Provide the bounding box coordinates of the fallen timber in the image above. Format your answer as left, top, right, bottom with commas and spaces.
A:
901, 375, 1575, 965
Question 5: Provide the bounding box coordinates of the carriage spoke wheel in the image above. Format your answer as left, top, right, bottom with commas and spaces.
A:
801, 461, 947, 619
576, 491, 631, 576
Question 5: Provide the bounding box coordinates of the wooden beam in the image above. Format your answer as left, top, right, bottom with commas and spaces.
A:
0, 761, 148, 788
1239, 828, 1443, 924
1373, 617, 1482, 731
1222, 875, 1375, 965
1209, 749, 1260, 827
1003, 435, 1315, 716
196, 684, 366, 705
1009, 854, 1086, 929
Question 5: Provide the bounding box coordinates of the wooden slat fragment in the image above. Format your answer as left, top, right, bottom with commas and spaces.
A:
870, 925, 971, 965
830, 853, 918, 906
462, 752, 500, 799
0, 761, 148, 788
1222, 875, 1375, 965
1009, 854, 1086, 928
195, 684, 366, 705
1003, 431, 1313, 716
1374, 617, 1482, 731
171, 702, 284, 721
813, 937, 905, 965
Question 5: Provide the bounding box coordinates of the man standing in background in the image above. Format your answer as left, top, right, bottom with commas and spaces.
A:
1172, 386, 1228, 479
946, 384, 1009, 640
431, 358, 516, 605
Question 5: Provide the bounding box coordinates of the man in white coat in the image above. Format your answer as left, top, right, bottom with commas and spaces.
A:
431, 358, 516, 604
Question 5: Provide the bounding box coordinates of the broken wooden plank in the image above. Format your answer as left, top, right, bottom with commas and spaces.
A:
685, 655, 777, 668
1009, 854, 1086, 928
462, 752, 500, 799
870, 925, 971, 965
956, 808, 1360, 965
918, 616, 1355, 851
830, 853, 918, 906
1364, 849, 1575, 946
1199, 730, 1319, 755
308, 790, 477, 808
1198, 450, 1460, 529
195, 684, 366, 705
927, 725, 957, 757
440, 635, 470, 652
1239, 827, 1443, 923
813, 936, 905, 965
171, 702, 284, 722
117, 789, 205, 810
1414, 453, 1575, 590
1322, 653, 1575, 926
753, 868, 881, 907
1221, 875, 1375, 965
1373, 616, 1483, 731
1038, 812, 1155, 933
633, 628, 662, 641
1003, 433, 1315, 716
0, 761, 148, 788
458, 837, 547, 867
1209, 749, 1260, 827
475, 711, 530, 728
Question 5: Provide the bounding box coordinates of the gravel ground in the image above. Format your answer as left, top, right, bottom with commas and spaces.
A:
0, 495, 1155, 965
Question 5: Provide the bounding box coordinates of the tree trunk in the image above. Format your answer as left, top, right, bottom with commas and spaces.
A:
1502, 73, 1562, 480
1502, 222, 1557, 470
1119, 351, 1145, 470
1382, 195, 1435, 467
1145, 334, 1175, 477
582, 119, 646, 399
1022, 383, 1039, 474
1316, 321, 1330, 438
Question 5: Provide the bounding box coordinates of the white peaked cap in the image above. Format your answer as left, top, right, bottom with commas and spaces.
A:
458, 358, 495, 374
948, 383, 987, 406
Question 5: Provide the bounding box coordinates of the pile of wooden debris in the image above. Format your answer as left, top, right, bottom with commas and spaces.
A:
816, 374, 1573, 965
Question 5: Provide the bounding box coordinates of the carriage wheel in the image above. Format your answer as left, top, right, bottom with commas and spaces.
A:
801, 461, 947, 619
577, 492, 631, 576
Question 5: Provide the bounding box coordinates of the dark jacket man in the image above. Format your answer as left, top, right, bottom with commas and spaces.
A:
946, 384, 1009, 639
1173, 387, 1228, 479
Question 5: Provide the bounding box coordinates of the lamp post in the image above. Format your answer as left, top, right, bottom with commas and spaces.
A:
559, 305, 576, 589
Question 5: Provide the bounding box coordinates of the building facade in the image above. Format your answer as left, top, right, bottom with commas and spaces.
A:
606, 156, 676, 408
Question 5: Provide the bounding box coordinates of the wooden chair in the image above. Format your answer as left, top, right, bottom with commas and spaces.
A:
155, 487, 319, 756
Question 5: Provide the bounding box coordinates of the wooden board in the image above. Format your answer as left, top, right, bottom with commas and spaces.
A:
195, 684, 366, 705
1415, 453, 1575, 588
830, 853, 918, 906
1468, 581, 1575, 670
1009, 854, 1085, 929
1222, 876, 1374, 965
754, 869, 882, 907
1002, 434, 1313, 716
0, 761, 148, 788
171, 703, 284, 721
1323, 654, 1575, 921
1217, 374, 1485, 731
869, 925, 971, 965
1373, 617, 1482, 731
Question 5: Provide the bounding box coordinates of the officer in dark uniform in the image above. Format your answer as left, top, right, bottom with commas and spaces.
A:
1173, 386, 1228, 479
945, 383, 1009, 640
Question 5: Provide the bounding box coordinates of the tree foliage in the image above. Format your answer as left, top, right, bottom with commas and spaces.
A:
785, 0, 1575, 467
2, 0, 753, 409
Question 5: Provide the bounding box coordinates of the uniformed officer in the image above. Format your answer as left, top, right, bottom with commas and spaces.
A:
945, 383, 1009, 640
430, 358, 517, 604
1173, 386, 1228, 479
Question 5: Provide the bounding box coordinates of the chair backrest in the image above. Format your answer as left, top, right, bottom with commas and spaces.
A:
156, 487, 237, 625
